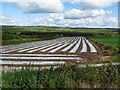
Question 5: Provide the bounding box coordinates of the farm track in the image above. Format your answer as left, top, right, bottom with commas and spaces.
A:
1, 37, 99, 69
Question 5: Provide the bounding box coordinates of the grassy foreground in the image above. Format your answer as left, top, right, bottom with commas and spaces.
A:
2, 63, 120, 89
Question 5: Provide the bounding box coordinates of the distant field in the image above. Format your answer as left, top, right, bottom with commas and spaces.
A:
2, 26, 118, 47
90, 35, 118, 48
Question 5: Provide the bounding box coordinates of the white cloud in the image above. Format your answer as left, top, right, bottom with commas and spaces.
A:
68, 16, 117, 28
71, 0, 119, 8
64, 9, 111, 19
84, 0, 118, 9
1, 0, 16, 2
71, 0, 81, 4
0, 14, 118, 28
49, 13, 64, 21
0, 16, 17, 25
3, 0, 64, 13
47, 13, 118, 28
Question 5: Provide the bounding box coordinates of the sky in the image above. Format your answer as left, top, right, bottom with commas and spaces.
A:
0, 0, 119, 28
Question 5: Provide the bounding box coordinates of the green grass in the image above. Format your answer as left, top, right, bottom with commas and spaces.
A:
88, 34, 119, 62
2, 64, 120, 88
90, 35, 118, 48
2, 34, 61, 45
1, 33, 71, 45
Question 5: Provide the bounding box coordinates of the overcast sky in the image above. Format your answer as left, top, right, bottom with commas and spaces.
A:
0, 0, 119, 28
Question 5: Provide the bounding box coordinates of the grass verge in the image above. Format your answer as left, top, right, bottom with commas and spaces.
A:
2, 63, 120, 88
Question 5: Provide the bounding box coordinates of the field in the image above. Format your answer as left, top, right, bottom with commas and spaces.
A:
1, 26, 120, 88
1, 36, 99, 69
2, 26, 119, 59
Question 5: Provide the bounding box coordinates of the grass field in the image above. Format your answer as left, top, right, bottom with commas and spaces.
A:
88, 33, 119, 62
89, 35, 118, 48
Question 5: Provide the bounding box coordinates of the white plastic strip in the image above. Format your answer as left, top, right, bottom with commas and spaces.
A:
41, 43, 62, 52
80, 38, 87, 52
28, 40, 70, 53
3, 61, 65, 65
1, 57, 82, 60
84, 38, 97, 53
69, 38, 81, 53
61, 39, 78, 52
49, 43, 70, 53
1, 54, 77, 57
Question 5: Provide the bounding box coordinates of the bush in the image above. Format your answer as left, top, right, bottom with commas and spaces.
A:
99, 62, 118, 87
2, 64, 120, 88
